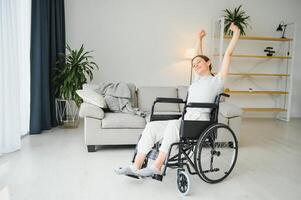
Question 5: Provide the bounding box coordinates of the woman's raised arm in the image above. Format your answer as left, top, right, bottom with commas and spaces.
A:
195, 29, 206, 55
218, 23, 240, 79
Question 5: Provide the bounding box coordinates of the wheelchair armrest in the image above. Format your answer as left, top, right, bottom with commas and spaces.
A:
185, 102, 218, 109
150, 98, 185, 120
155, 97, 186, 104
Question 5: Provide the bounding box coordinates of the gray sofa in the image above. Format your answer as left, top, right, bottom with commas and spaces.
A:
79, 83, 243, 152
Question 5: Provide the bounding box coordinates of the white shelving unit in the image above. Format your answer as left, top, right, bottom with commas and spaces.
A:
212, 18, 296, 121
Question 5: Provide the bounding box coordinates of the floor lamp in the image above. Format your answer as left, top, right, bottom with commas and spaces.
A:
184, 48, 196, 85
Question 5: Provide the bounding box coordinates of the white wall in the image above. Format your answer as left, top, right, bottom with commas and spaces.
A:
65, 0, 301, 117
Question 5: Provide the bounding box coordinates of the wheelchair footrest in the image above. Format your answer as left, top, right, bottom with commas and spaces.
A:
152, 174, 163, 181
126, 174, 140, 179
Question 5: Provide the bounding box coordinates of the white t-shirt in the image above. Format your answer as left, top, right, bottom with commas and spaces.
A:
184, 75, 224, 121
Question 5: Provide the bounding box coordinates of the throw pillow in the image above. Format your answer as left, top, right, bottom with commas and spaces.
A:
76, 89, 107, 108
104, 95, 120, 112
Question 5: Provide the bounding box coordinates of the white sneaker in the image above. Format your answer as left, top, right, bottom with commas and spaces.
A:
136, 166, 161, 177
115, 166, 137, 176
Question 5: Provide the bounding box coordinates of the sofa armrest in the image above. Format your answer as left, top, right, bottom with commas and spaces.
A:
219, 102, 242, 118
79, 102, 105, 119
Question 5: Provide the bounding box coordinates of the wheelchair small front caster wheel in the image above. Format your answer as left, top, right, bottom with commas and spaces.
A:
177, 170, 190, 196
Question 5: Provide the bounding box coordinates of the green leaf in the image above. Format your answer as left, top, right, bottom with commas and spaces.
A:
222, 5, 250, 36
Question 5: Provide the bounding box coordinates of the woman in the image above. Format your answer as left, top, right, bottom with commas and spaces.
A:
116, 23, 240, 177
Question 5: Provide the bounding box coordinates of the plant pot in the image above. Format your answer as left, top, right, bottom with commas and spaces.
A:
55, 99, 79, 128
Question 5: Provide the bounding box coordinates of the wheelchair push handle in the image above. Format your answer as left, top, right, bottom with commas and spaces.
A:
214, 93, 230, 104
220, 93, 230, 98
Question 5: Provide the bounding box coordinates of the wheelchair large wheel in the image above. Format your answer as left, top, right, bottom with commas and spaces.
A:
194, 123, 238, 183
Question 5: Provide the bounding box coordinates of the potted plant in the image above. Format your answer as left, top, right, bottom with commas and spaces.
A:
223, 5, 250, 35
53, 44, 99, 128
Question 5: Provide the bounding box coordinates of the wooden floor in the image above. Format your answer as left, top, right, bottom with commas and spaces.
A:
1, 118, 301, 200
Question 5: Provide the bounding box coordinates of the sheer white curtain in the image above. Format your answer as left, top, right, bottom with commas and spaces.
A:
0, 0, 31, 155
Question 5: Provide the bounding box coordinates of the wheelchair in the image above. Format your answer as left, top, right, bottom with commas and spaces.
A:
131, 93, 238, 195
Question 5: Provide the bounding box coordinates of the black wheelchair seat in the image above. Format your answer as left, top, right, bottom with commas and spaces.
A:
180, 120, 214, 139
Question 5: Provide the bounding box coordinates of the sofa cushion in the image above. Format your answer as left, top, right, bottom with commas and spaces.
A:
127, 83, 138, 108
102, 112, 146, 129
79, 102, 105, 119
137, 87, 179, 112
144, 111, 182, 123
83, 83, 137, 108
219, 102, 242, 118
177, 86, 188, 112
177, 86, 188, 99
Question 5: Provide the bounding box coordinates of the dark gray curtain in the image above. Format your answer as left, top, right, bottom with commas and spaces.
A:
30, 0, 65, 134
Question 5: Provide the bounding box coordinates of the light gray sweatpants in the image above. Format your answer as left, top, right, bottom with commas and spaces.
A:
137, 111, 210, 155
137, 119, 181, 154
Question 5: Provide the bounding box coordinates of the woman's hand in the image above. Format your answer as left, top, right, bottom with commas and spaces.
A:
198, 29, 206, 39
229, 23, 240, 34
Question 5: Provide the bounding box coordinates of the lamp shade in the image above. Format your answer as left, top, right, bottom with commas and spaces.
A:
276, 24, 283, 31
184, 48, 196, 59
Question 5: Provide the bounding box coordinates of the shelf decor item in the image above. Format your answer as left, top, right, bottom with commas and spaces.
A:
223, 5, 250, 36
53, 44, 99, 128
276, 21, 294, 38
264, 47, 275, 56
